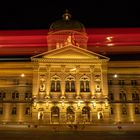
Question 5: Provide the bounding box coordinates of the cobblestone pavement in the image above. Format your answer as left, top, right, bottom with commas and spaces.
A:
0, 129, 140, 140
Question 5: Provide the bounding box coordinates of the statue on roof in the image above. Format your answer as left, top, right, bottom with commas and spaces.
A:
64, 34, 79, 47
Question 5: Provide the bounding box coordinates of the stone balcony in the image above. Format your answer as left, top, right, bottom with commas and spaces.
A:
80, 92, 91, 99
50, 92, 61, 99
65, 92, 76, 99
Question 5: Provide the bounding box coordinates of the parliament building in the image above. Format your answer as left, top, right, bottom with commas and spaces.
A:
0, 11, 140, 126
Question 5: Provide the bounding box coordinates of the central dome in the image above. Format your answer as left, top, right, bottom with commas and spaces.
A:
47, 10, 88, 51
49, 10, 86, 33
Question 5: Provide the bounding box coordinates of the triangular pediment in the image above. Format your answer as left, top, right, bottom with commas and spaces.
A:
31, 45, 109, 60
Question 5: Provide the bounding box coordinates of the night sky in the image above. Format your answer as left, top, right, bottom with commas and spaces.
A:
0, 1, 140, 30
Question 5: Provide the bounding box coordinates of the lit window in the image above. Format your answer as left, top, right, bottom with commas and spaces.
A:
80, 75, 90, 92
51, 75, 61, 92
65, 75, 75, 92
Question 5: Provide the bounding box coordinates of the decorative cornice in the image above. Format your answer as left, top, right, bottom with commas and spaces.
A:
32, 58, 108, 64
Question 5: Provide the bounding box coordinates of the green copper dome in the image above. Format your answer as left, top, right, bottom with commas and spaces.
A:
49, 10, 86, 32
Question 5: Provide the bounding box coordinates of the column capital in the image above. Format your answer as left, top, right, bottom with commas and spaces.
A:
90, 65, 95, 72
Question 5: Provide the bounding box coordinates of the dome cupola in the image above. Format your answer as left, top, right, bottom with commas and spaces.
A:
47, 10, 88, 51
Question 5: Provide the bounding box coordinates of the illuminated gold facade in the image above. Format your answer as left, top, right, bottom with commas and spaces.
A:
0, 11, 140, 125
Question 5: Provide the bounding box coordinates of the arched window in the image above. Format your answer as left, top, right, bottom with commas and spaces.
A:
51, 106, 60, 123
132, 92, 139, 102
109, 93, 114, 101
65, 75, 75, 92
80, 75, 90, 92
51, 106, 59, 117
67, 106, 75, 122
51, 75, 61, 92
67, 106, 74, 114
82, 106, 90, 121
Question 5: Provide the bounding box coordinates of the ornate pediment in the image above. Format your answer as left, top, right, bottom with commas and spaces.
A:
31, 45, 109, 61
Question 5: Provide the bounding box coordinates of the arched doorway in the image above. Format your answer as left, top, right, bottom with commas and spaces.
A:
51, 106, 59, 123
97, 111, 104, 120
66, 106, 75, 123
82, 106, 90, 122
38, 108, 44, 120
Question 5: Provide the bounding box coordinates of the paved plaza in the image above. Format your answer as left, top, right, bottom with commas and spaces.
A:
0, 124, 140, 140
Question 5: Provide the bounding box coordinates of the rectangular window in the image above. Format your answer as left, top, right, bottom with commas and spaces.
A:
11, 107, 17, 115
135, 107, 139, 114
131, 80, 137, 86
119, 80, 125, 85
25, 93, 31, 99
111, 107, 114, 115
108, 80, 112, 85
0, 92, 6, 100
109, 93, 114, 101
12, 92, 19, 99
120, 93, 127, 102
0, 107, 3, 115
25, 107, 30, 115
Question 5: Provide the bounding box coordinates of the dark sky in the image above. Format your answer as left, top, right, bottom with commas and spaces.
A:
0, 1, 140, 30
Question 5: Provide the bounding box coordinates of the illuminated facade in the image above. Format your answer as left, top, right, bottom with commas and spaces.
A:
0, 11, 140, 125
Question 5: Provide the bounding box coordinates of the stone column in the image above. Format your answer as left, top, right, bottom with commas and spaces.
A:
17, 103, 24, 123
114, 103, 121, 123
3, 103, 11, 123
32, 63, 39, 97
101, 62, 108, 97
61, 65, 65, 96
128, 103, 134, 122
76, 65, 80, 97
46, 65, 51, 96
90, 65, 95, 96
